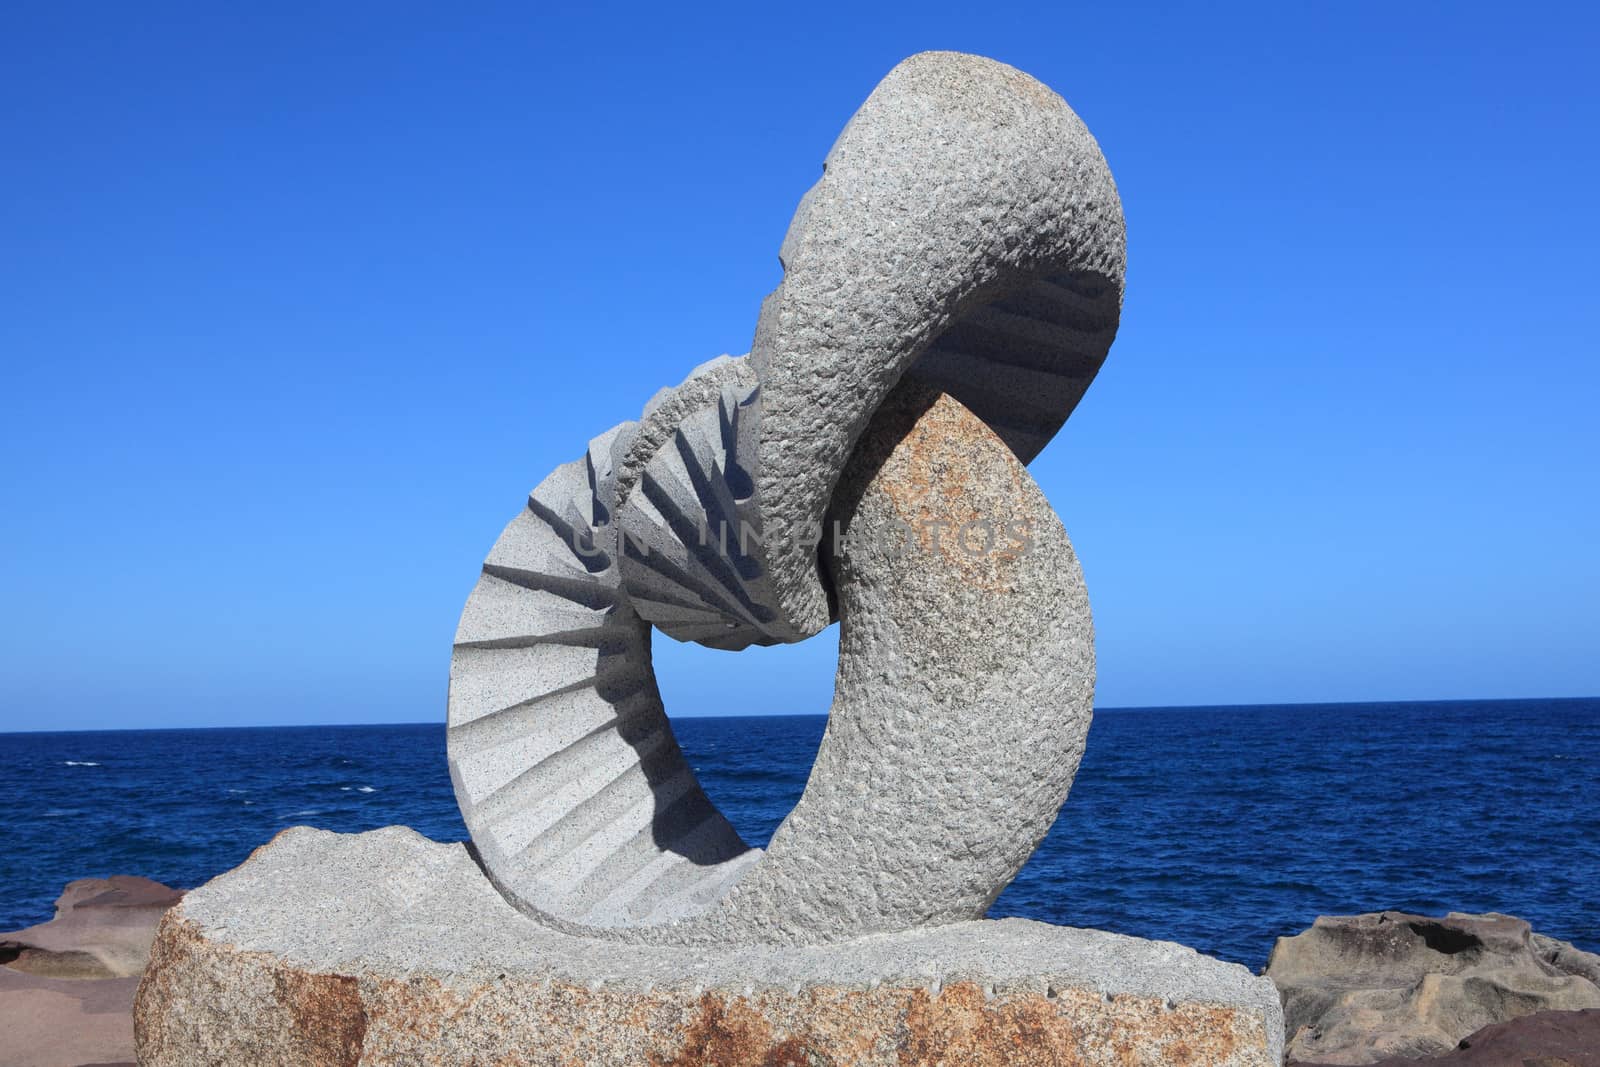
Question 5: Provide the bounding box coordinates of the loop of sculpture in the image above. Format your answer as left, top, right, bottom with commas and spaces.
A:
447, 51, 1125, 946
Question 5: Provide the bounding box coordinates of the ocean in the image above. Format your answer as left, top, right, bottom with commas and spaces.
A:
3, 698, 1595, 970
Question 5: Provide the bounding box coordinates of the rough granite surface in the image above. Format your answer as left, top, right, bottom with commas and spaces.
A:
448, 386, 1096, 946
446, 50, 1125, 945
748, 50, 1126, 637
681, 385, 1094, 944
134, 826, 1285, 1066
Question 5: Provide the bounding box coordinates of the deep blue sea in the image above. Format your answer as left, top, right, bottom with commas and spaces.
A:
3, 698, 1596, 970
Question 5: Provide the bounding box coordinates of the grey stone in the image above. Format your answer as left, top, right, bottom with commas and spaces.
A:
747, 50, 1125, 639
133, 52, 1281, 1062
672, 384, 1093, 945
613, 366, 791, 651
1266, 910, 1600, 1064
1534, 930, 1600, 987
446, 50, 1121, 948
449, 387, 1092, 945
133, 826, 1286, 1066
1323, 1009, 1600, 1067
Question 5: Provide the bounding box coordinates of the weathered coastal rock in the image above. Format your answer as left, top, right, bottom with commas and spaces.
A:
0, 874, 182, 1067
1, 874, 182, 980
1268, 910, 1600, 1064
0, 966, 141, 1067
134, 826, 1285, 1066
1376, 1011, 1600, 1067
1534, 932, 1600, 988
1359, 1008, 1600, 1067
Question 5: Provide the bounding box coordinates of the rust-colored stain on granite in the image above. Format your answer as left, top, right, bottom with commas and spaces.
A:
631, 982, 1254, 1067
273, 970, 368, 1067
894, 982, 1242, 1066
136, 912, 1272, 1066
650, 994, 813, 1067
871, 390, 1034, 593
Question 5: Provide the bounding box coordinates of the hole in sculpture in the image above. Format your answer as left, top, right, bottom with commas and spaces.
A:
652, 623, 839, 849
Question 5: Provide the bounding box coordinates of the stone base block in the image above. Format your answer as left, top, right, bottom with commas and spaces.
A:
134, 827, 1284, 1066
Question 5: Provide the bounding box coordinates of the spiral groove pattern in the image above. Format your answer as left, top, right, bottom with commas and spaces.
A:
448, 51, 1124, 945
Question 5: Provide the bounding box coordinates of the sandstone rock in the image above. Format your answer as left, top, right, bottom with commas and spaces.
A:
1267, 911, 1600, 1064
1534, 933, 1600, 988
0, 875, 180, 1067
135, 826, 1285, 1066
0, 966, 140, 1067
1, 875, 182, 980
672, 385, 1096, 946
448, 387, 1096, 949
1358, 1007, 1600, 1067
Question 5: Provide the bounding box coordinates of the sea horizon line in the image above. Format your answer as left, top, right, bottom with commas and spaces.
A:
2, 693, 1596, 737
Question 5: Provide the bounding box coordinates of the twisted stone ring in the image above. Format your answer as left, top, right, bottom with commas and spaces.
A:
447, 51, 1125, 946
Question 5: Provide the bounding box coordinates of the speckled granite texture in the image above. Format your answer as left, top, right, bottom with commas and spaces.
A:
446, 50, 1122, 945
129, 47, 1280, 1067
134, 827, 1285, 1066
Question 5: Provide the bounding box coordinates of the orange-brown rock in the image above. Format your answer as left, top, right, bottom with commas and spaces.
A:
2, 875, 182, 980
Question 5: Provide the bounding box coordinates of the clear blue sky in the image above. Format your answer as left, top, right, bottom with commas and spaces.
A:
3, 3, 1596, 731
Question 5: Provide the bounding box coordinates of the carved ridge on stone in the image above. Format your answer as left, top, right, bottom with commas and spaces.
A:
447, 50, 1124, 945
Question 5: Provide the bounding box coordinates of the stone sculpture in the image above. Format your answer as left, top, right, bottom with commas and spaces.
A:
135, 51, 1288, 1066
447, 48, 1117, 947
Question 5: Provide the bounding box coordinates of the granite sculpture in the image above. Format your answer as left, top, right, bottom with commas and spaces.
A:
135, 50, 1287, 1065
447, 49, 1118, 947
135, 826, 1285, 1066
